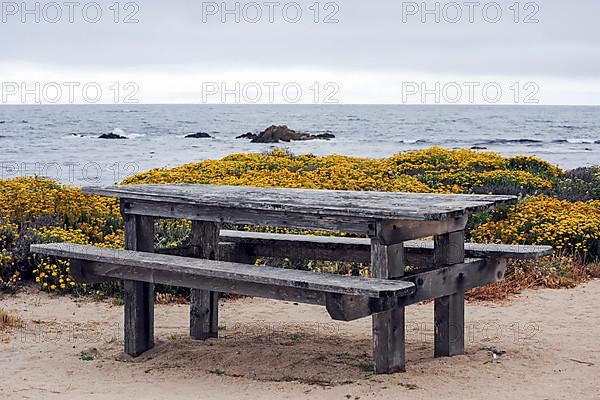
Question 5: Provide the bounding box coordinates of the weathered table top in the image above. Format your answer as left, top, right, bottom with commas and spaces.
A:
84, 184, 516, 221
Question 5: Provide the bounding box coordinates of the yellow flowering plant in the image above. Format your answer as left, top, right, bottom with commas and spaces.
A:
471, 196, 600, 258
0, 177, 120, 292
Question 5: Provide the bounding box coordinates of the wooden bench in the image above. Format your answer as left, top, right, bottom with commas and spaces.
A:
29, 183, 553, 374
31, 242, 417, 316
181, 229, 553, 265
31, 237, 549, 358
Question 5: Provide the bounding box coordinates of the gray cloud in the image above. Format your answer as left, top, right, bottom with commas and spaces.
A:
1, 1, 598, 76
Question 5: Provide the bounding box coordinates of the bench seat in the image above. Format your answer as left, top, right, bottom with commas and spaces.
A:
217, 230, 553, 264
30, 243, 416, 316
31, 242, 506, 322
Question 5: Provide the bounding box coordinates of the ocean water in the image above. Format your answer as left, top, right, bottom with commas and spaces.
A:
0, 105, 598, 186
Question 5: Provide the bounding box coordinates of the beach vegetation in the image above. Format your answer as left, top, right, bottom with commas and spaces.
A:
0, 147, 598, 300
0, 307, 22, 330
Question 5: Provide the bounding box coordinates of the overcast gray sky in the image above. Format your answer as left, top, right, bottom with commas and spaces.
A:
1, 0, 599, 104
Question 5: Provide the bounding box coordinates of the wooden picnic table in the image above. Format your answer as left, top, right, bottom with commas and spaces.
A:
77, 184, 517, 373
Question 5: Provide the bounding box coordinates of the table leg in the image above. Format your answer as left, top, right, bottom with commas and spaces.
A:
124, 214, 155, 357
371, 239, 405, 373
433, 230, 465, 357
190, 221, 220, 340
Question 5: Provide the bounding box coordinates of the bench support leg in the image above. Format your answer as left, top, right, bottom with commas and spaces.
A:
190, 221, 221, 340
434, 292, 464, 357
190, 290, 219, 339
433, 230, 465, 358
373, 307, 405, 374
370, 238, 405, 373
124, 280, 155, 356
123, 213, 155, 357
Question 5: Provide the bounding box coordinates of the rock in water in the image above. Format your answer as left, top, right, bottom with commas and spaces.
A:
100, 128, 128, 139
236, 132, 258, 140
249, 125, 334, 143
99, 133, 127, 139
315, 133, 335, 140
251, 125, 307, 143
185, 132, 212, 138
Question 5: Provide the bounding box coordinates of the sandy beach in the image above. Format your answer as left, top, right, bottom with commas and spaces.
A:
1, 280, 599, 400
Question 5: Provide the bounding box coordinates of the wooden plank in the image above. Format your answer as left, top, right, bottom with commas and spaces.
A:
69, 259, 111, 284
404, 240, 552, 260
124, 200, 374, 235
84, 184, 517, 222
372, 217, 468, 244
190, 221, 220, 340
371, 223, 406, 374
325, 294, 393, 321
217, 230, 553, 263
219, 232, 370, 263
400, 258, 506, 306
30, 243, 416, 298
123, 213, 155, 357
63, 257, 500, 322
433, 230, 465, 358
76, 259, 330, 305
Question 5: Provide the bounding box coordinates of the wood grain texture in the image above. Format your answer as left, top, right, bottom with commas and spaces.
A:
400, 258, 506, 306
84, 184, 516, 222
372, 217, 468, 244
123, 214, 155, 357
433, 230, 465, 358
77, 260, 331, 306
325, 294, 395, 322
372, 307, 405, 374
371, 228, 406, 374
371, 240, 405, 279
218, 230, 553, 260
190, 221, 221, 340
60, 257, 501, 320
30, 243, 416, 298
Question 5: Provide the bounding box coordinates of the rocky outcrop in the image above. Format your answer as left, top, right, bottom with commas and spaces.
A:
240, 125, 335, 143
185, 132, 212, 138
236, 132, 258, 140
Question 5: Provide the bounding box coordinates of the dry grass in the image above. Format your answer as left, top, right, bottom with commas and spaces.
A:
0, 307, 23, 330
467, 255, 598, 302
